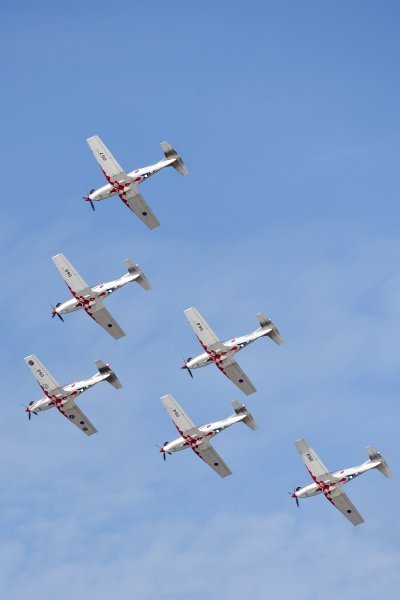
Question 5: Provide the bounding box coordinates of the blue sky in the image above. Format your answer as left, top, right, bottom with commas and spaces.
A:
1, 1, 400, 598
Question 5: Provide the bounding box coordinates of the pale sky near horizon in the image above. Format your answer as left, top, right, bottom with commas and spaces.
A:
1, 2, 400, 598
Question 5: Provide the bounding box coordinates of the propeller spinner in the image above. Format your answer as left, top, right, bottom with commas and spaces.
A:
158, 443, 172, 461
290, 486, 302, 507
51, 304, 64, 322
22, 401, 38, 421
181, 358, 193, 379
83, 189, 96, 211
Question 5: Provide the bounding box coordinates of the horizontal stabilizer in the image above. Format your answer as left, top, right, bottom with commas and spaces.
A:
256, 312, 284, 345
160, 141, 188, 176
124, 258, 151, 290
366, 446, 392, 478
95, 359, 122, 389
231, 400, 258, 430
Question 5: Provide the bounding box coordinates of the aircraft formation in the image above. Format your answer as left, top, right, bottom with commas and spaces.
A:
23, 135, 391, 527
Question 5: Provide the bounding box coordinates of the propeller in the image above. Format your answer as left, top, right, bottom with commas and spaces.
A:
289, 486, 301, 507
181, 357, 194, 379
156, 443, 172, 461
51, 305, 64, 322
21, 402, 38, 421
83, 189, 96, 211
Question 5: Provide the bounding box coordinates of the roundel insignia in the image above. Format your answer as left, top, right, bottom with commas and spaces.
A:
347, 509, 352, 514
107, 324, 113, 328
69, 414, 75, 420
28, 360, 34, 366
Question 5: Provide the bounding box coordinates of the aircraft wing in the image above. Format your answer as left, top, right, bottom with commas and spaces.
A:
90, 302, 125, 340
184, 307, 222, 350
87, 135, 159, 229
194, 439, 232, 478
218, 358, 257, 395
161, 394, 197, 435
25, 355, 63, 397
325, 485, 365, 526
294, 438, 332, 480
87, 135, 125, 178
119, 187, 160, 229
57, 399, 97, 436
52, 253, 91, 296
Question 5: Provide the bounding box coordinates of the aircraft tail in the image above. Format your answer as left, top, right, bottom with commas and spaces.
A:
256, 312, 284, 345
231, 400, 258, 431
160, 141, 189, 176
124, 259, 151, 291
95, 359, 123, 389
366, 446, 392, 478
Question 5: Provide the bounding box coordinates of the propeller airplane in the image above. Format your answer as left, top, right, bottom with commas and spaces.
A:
182, 307, 283, 395
51, 253, 151, 339
159, 394, 257, 477
84, 135, 188, 228
24, 355, 122, 435
292, 438, 392, 525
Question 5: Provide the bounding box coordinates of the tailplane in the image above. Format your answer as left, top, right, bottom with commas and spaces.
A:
160, 141, 189, 176
124, 258, 151, 290
231, 400, 258, 431
95, 359, 123, 389
256, 312, 284, 345
366, 446, 392, 478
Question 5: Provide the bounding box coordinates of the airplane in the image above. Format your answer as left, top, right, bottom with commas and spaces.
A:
291, 438, 392, 525
23, 354, 122, 435
159, 394, 258, 478
182, 307, 283, 395
84, 135, 188, 228
51, 253, 151, 340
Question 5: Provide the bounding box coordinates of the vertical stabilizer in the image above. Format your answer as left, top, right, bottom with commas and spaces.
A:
231, 400, 258, 431
160, 141, 189, 176
366, 446, 392, 478
256, 312, 284, 345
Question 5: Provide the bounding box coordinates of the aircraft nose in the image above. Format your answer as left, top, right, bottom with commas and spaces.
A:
25, 406, 30, 413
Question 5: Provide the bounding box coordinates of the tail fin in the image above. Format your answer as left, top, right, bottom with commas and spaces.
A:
231, 400, 258, 431
160, 141, 189, 176
256, 312, 284, 345
366, 446, 392, 478
95, 359, 123, 390
124, 258, 151, 291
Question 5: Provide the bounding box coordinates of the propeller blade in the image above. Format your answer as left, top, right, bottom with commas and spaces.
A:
82, 194, 95, 211
181, 358, 194, 379
290, 487, 300, 508
51, 306, 64, 322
